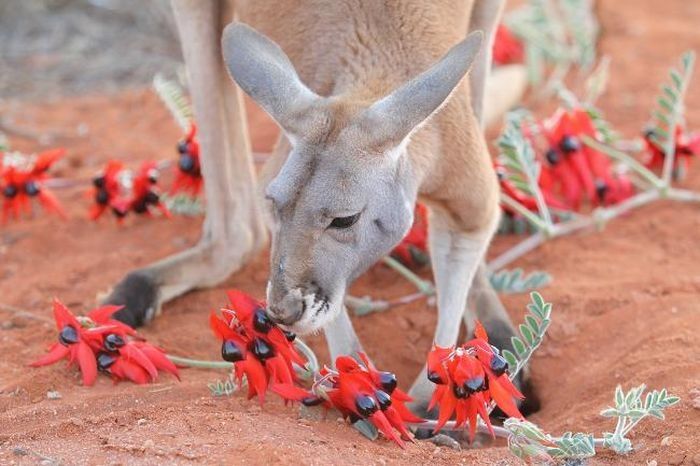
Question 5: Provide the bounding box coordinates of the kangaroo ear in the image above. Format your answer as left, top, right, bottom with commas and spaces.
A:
222, 22, 318, 137
355, 31, 483, 147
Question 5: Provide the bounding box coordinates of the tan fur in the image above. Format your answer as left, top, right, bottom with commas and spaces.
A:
242, 0, 499, 235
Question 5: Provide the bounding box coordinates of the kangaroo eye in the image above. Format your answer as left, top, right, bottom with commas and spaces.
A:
329, 213, 361, 229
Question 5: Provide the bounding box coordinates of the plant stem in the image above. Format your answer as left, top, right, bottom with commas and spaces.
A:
668, 188, 700, 202
581, 136, 663, 189
593, 190, 659, 224
409, 420, 510, 438
662, 52, 695, 186
168, 337, 320, 376
500, 194, 552, 234
167, 355, 232, 369
381, 256, 434, 295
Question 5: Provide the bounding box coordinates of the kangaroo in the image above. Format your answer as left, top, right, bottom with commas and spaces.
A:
105, 0, 529, 415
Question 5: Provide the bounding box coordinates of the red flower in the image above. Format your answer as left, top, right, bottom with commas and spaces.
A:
89, 160, 170, 221
427, 321, 524, 442
1, 148, 66, 222
536, 108, 633, 210
30, 299, 115, 386
129, 161, 170, 218
644, 124, 700, 179
391, 203, 429, 267
97, 335, 180, 384
89, 160, 125, 220
31, 299, 180, 385
210, 290, 304, 404
280, 353, 421, 448
170, 123, 203, 196
493, 24, 524, 65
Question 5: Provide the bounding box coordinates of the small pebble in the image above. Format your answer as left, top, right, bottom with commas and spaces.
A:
691, 453, 700, 465
137, 418, 147, 426
661, 436, 672, 447
142, 439, 155, 450
647, 460, 657, 466
46, 391, 61, 400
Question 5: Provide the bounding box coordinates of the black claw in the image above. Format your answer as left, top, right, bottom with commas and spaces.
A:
253, 309, 273, 334
354, 394, 378, 417
97, 352, 117, 371
559, 135, 581, 153
144, 191, 160, 205
282, 330, 296, 342
177, 141, 189, 155
464, 376, 485, 394
103, 334, 125, 352
427, 371, 444, 385
452, 384, 467, 399
378, 371, 398, 394
106, 271, 159, 328
595, 178, 608, 202
221, 339, 244, 362
58, 326, 79, 346
3, 185, 18, 199
24, 181, 40, 196
301, 396, 323, 407
95, 189, 109, 205
490, 354, 508, 377
178, 154, 195, 173
374, 390, 392, 411
546, 148, 560, 165
132, 200, 148, 214
249, 338, 274, 361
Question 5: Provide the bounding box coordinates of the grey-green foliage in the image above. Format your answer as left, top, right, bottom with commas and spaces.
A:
0, 132, 7, 151
506, 0, 599, 84
162, 193, 204, 216
490, 268, 551, 294
601, 384, 680, 454
153, 73, 194, 132
501, 292, 553, 376
647, 51, 695, 162
506, 418, 596, 461
498, 114, 541, 198
505, 384, 680, 462
559, 0, 598, 69
585, 106, 618, 145
208, 375, 238, 397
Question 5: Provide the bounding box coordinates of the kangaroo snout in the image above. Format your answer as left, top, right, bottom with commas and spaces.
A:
266, 281, 331, 331
267, 286, 304, 325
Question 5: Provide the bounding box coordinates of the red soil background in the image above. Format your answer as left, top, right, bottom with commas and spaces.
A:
1, 0, 699, 464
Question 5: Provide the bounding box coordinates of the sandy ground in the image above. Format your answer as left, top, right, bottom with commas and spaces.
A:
1, 0, 700, 464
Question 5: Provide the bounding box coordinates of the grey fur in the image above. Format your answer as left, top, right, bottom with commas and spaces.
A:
223, 22, 484, 335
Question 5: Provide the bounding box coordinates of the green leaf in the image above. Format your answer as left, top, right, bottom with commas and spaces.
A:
526, 315, 540, 334
502, 349, 518, 370
600, 408, 619, 418
352, 419, 379, 440
512, 337, 528, 357
520, 324, 535, 346
657, 96, 674, 113
615, 385, 624, 407
662, 85, 678, 103
670, 69, 683, 90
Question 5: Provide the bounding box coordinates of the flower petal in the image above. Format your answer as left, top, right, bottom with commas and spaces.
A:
30, 343, 70, 367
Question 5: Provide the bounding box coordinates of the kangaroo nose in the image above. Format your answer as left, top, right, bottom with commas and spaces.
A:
267, 287, 304, 325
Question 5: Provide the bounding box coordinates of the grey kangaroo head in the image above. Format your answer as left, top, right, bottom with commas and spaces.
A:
222, 22, 482, 334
